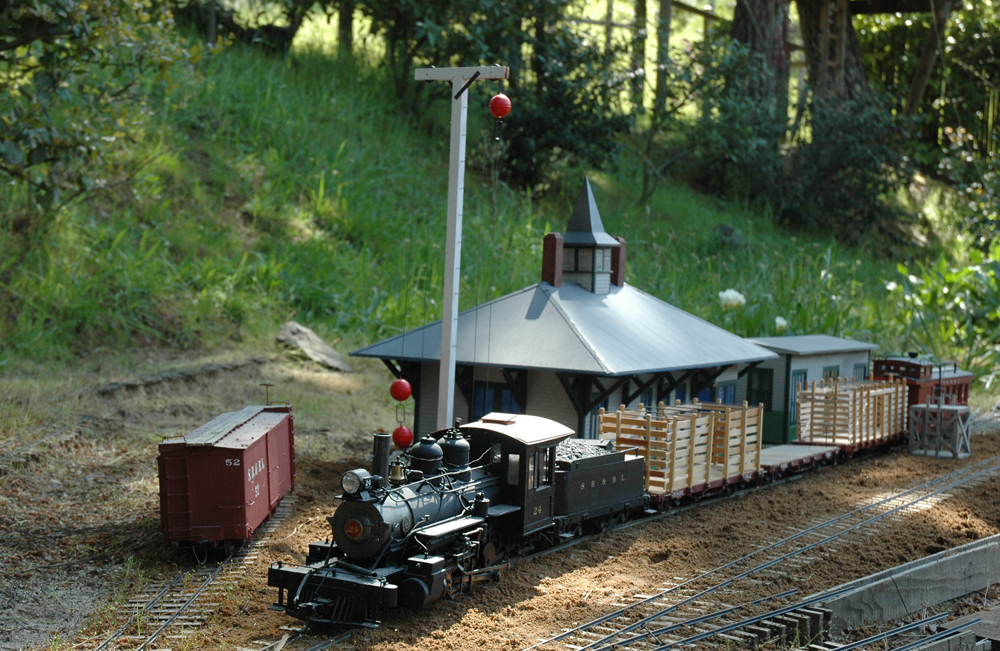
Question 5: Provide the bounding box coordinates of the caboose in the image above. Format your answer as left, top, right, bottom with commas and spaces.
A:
872, 355, 974, 407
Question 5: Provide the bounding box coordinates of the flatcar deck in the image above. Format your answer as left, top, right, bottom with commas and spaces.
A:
759, 443, 840, 472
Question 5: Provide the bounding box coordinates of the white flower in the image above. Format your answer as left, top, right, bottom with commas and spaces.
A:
719, 289, 746, 309
885, 281, 898, 291
775, 316, 788, 332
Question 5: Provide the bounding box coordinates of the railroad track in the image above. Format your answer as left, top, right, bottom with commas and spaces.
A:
526, 456, 1000, 651
88, 496, 297, 651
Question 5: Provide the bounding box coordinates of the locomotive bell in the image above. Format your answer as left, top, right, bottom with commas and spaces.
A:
388, 460, 407, 484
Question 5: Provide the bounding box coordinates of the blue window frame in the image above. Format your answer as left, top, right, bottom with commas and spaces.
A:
717, 381, 737, 405
674, 385, 686, 404
473, 383, 520, 421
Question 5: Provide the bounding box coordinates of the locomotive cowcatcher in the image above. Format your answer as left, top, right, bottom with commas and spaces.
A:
268, 413, 646, 628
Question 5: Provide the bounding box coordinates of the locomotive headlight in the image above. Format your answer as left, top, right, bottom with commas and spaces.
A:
341, 469, 371, 495
341, 471, 362, 494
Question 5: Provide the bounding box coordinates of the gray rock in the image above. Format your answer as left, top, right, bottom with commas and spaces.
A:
712, 223, 745, 250
276, 322, 353, 372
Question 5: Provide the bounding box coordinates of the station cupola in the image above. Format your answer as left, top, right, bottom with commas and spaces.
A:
541, 178, 626, 294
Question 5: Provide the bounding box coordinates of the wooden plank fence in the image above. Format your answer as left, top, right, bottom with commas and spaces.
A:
598, 400, 763, 496
796, 377, 907, 448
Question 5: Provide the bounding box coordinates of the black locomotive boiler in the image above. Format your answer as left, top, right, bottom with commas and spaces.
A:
268, 413, 647, 628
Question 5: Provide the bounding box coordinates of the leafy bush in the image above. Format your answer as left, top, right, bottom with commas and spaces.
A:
0, 0, 191, 213
937, 127, 1000, 252
648, 37, 914, 245
887, 246, 1000, 374
356, 0, 632, 189
779, 94, 916, 243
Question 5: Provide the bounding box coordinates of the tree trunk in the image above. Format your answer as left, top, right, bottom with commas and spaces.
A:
653, 0, 672, 118
730, 0, 791, 101
796, 0, 870, 99
338, 0, 354, 58
605, 0, 616, 51
633, 0, 647, 108
904, 0, 952, 117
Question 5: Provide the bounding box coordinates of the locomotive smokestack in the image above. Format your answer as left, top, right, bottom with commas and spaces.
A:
373, 432, 390, 482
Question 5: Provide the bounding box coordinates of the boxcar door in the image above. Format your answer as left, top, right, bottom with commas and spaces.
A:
266, 416, 292, 510
523, 446, 555, 533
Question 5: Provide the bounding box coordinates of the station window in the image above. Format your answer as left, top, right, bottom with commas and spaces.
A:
674, 386, 686, 404
717, 382, 737, 405
587, 397, 609, 439
853, 363, 868, 381
822, 366, 840, 380
789, 370, 807, 425
526, 454, 535, 490
747, 368, 773, 408
474, 383, 521, 420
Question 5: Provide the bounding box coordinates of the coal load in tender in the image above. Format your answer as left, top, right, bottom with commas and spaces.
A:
556, 438, 616, 462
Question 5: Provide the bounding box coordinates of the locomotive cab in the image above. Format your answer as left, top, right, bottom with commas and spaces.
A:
462, 413, 574, 536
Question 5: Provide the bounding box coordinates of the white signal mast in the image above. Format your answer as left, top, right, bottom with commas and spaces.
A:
414, 65, 509, 430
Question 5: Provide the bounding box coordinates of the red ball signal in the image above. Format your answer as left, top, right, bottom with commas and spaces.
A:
390, 378, 412, 402
392, 425, 413, 449
489, 93, 511, 119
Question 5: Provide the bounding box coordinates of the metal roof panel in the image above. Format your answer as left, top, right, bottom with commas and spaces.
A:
747, 335, 879, 356
353, 283, 777, 374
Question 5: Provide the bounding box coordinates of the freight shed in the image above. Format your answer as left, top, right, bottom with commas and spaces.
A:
353, 179, 777, 439
158, 405, 296, 548
740, 335, 880, 444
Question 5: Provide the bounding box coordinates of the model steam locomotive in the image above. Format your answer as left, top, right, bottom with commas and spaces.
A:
267, 413, 646, 627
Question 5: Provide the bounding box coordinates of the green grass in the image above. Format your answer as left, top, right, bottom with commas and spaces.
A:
0, 33, 997, 390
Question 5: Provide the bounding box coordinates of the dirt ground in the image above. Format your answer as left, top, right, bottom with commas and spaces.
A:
2, 353, 1000, 651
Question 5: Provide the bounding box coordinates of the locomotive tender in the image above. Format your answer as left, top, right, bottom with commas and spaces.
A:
268, 412, 646, 628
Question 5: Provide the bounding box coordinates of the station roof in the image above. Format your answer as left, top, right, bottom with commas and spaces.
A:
747, 335, 879, 357
352, 282, 778, 376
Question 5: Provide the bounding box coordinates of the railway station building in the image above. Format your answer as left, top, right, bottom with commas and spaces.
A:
352, 179, 778, 438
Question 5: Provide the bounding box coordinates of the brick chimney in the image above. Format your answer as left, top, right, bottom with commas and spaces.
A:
542, 233, 563, 287
611, 236, 626, 287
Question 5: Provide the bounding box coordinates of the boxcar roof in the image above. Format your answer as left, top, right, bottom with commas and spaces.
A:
352, 282, 777, 375
169, 406, 286, 447
461, 413, 574, 446
747, 335, 879, 356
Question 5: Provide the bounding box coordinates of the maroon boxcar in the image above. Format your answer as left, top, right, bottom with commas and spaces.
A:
158, 405, 296, 547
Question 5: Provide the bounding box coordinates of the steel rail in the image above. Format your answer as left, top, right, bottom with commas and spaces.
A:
581, 459, 1000, 651
829, 612, 953, 651
133, 552, 234, 651
301, 629, 354, 651
647, 600, 950, 651
890, 619, 981, 651
526, 455, 1000, 651
91, 568, 192, 651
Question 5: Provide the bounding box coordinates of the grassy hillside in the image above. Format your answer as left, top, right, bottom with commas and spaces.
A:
0, 39, 996, 389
